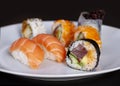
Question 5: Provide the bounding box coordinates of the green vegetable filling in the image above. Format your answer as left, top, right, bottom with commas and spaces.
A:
56, 27, 62, 40
77, 32, 84, 40
69, 53, 86, 67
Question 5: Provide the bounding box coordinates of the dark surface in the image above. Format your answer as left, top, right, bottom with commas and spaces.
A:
0, 70, 120, 85
0, 0, 120, 85
0, 0, 120, 28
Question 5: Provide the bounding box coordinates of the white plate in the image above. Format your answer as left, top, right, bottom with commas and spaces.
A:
0, 21, 120, 81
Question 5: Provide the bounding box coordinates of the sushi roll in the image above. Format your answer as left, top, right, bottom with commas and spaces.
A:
52, 19, 76, 47
74, 25, 102, 48
78, 9, 105, 34
22, 18, 46, 38
66, 39, 100, 71
33, 34, 66, 62
9, 38, 44, 69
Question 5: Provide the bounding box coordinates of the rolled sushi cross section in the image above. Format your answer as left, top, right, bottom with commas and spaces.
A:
74, 26, 102, 48
78, 10, 105, 34
52, 20, 76, 47
66, 39, 100, 71
22, 18, 46, 38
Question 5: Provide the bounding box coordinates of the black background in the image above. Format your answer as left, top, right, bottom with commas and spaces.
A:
0, 0, 120, 27
0, 0, 120, 85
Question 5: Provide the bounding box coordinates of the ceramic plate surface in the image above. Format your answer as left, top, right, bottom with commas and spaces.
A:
0, 21, 120, 81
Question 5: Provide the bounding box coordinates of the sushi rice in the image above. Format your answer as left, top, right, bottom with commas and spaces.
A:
66, 39, 100, 71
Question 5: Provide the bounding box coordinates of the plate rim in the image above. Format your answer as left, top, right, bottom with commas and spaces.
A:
0, 66, 120, 78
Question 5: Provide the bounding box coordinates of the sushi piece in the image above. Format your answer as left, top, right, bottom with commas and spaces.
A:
66, 39, 100, 71
74, 25, 102, 48
22, 18, 46, 38
9, 38, 44, 69
52, 19, 76, 47
78, 9, 105, 34
33, 34, 66, 62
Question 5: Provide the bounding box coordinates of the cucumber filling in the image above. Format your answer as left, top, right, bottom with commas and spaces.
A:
56, 27, 62, 40
69, 53, 86, 67
77, 32, 84, 40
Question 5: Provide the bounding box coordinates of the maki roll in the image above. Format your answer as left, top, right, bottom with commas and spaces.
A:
66, 39, 100, 71
22, 18, 46, 38
52, 19, 76, 47
74, 25, 102, 48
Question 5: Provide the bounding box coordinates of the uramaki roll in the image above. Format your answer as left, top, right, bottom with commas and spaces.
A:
52, 19, 76, 47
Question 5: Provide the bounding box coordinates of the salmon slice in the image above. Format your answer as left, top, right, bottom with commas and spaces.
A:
9, 38, 44, 69
33, 34, 66, 62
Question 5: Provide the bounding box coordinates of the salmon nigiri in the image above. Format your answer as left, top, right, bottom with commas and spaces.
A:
33, 34, 66, 62
9, 38, 44, 69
